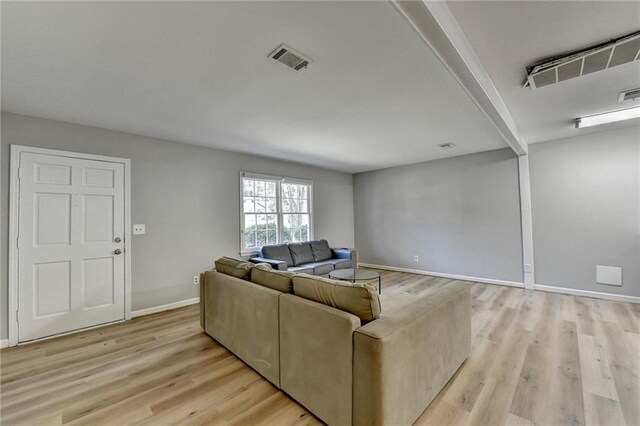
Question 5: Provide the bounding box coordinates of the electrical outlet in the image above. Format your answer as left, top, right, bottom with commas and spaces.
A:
414, 255, 419, 262
133, 224, 145, 235
193, 275, 200, 286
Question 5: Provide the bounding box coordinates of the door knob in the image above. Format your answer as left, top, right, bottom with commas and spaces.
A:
114, 237, 122, 243
114, 249, 122, 255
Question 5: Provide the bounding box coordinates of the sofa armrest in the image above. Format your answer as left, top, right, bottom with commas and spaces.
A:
331, 248, 357, 260
249, 257, 288, 271
279, 294, 360, 426
202, 271, 282, 386
353, 283, 471, 426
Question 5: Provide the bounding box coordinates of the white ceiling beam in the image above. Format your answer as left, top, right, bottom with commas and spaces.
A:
389, 0, 528, 155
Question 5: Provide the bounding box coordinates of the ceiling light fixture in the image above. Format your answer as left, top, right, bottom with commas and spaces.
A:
437, 143, 456, 149
575, 106, 640, 128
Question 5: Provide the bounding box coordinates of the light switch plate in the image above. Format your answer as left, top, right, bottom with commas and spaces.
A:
596, 265, 622, 286
133, 224, 146, 235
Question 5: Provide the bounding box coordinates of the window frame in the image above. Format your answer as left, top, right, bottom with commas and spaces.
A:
239, 172, 314, 256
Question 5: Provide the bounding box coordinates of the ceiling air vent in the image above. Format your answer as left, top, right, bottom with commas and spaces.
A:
269, 44, 312, 72
438, 143, 456, 149
524, 30, 640, 89
619, 88, 640, 102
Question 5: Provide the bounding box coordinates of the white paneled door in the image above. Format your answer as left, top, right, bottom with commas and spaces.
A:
17, 152, 125, 342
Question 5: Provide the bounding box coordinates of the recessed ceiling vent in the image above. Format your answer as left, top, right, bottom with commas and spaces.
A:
269, 44, 312, 72
524, 31, 640, 89
438, 143, 456, 149
619, 87, 640, 102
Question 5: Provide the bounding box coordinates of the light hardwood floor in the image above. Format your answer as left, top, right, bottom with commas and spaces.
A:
1, 270, 638, 425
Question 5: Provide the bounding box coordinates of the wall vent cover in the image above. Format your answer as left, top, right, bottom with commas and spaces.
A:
619, 87, 640, 102
525, 31, 640, 89
269, 44, 312, 72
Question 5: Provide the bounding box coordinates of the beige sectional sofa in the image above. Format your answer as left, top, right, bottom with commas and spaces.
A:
200, 258, 471, 426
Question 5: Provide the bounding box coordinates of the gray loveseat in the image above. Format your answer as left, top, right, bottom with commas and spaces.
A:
250, 240, 356, 275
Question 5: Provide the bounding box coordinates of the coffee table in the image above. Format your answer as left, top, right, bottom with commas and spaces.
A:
329, 268, 382, 294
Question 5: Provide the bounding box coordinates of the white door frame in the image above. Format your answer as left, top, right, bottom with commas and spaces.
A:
8, 145, 132, 347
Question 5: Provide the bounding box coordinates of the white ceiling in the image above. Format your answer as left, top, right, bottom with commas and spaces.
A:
447, 1, 640, 144
1, 1, 508, 174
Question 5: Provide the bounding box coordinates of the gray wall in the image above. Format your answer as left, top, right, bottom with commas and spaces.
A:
0, 112, 355, 339
529, 126, 640, 297
353, 148, 524, 283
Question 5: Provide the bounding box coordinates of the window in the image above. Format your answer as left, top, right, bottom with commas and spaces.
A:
240, 173, 313, 254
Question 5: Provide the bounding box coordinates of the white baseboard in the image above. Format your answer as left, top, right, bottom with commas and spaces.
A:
358, 263, 639, 304
132, 297, 200, 318
535, 284, 640, 304
0, 299, 200, 349
359, 263, 525, 288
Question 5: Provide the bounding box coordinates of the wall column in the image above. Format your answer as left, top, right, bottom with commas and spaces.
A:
518, 155, 535, 289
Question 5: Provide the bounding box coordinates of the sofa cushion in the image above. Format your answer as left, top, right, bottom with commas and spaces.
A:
310, 239, 333, 262
288, 242, 315, 266
214, 256, 253, 280
326, 258, 352, 270
310, 262, 335, 276
250, 264, 295, 293
293, 275, 381, 322
288, 265, 314, 274
261, 244, 294, 267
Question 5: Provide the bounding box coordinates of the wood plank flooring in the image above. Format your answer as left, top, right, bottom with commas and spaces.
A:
1, 270, 638, 425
